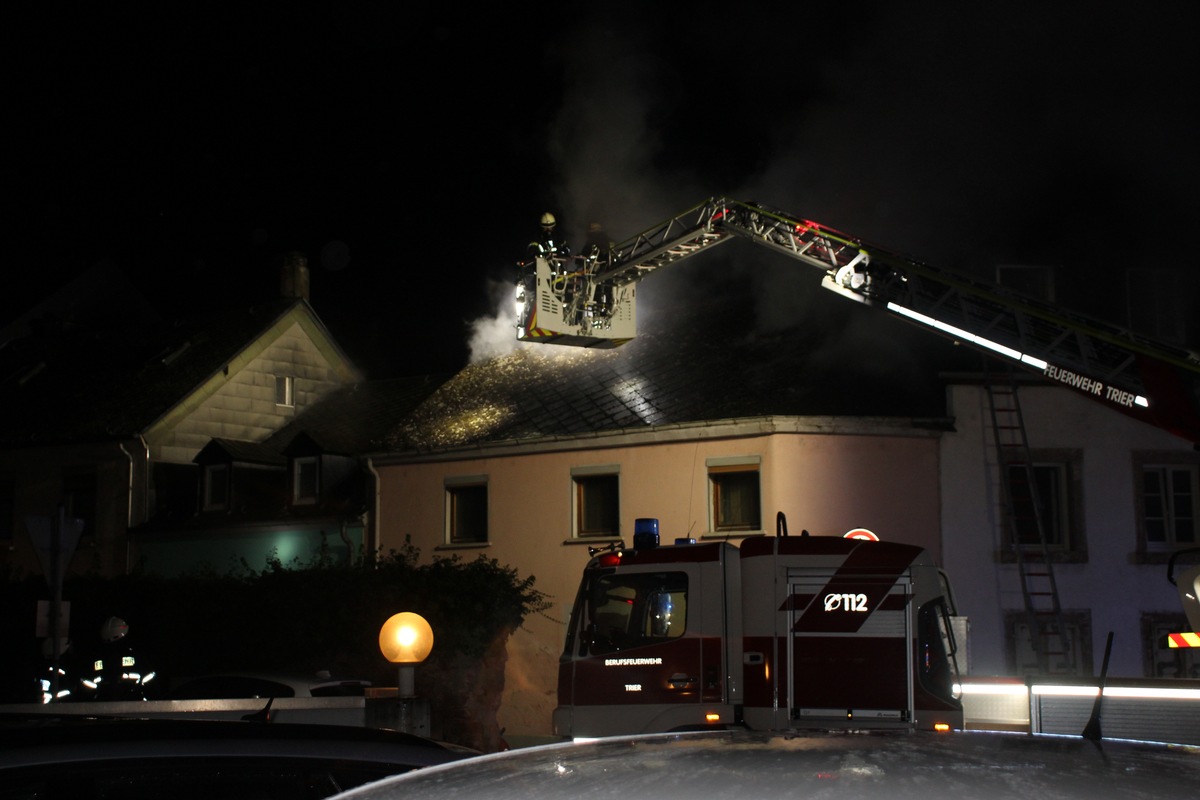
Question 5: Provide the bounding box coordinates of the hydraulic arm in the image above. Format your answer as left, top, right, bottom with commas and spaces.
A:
516, 197, 1200, 441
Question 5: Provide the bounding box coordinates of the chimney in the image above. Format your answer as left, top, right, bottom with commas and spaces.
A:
280, 251, 311, 301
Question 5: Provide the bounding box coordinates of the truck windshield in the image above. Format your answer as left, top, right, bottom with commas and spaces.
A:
580, 571, 688, 656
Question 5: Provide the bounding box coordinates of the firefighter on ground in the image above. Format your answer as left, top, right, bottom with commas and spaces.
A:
35, 636, 77, 704
80, 616, 157, 701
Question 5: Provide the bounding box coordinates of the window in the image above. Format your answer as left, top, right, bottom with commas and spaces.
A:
572, 467, 619, 538
446, 478, 487, 544
275, 375, 294, 407
1143, 614, 1199, 679
293, 457, 319, 505
575, 571, 688, 657
917, 599, 962, 703
1006, 610, 1092, 677
1001, 450, 1083, 556
1006, 463, 1068, 547
204, 464, 230, 511
1140, 463, 1198, 550
708, 457, 761, 533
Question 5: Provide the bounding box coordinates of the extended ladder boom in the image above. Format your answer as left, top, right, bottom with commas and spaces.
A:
516, 197, 1200, 442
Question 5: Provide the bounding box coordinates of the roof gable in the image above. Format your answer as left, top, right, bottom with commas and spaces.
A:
267, 375, 449, 456
0, 297, 361, 446
194, 438, 286, 467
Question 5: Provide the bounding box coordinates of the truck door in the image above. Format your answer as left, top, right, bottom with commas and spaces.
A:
557, 565, 706, 736
787, 569, 913, 726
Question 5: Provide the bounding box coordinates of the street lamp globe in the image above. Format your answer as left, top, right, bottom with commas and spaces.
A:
379, 612, 433, 697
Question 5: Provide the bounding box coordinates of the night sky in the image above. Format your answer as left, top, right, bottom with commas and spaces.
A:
9, 3, 1199, 379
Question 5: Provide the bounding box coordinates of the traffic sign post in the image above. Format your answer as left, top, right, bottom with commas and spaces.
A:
25, 506, 85, 697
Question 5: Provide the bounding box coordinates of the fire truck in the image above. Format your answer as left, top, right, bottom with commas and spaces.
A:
1168, 547, 1200, 651
527, 197, 1200, 735
553, 517, 964, 738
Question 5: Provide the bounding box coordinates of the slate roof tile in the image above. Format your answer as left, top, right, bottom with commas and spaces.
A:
385, 291, 972, 452
265, 375, 449, 455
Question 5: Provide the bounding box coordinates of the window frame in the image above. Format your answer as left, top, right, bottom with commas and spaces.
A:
445, 476, 488, 545
1142, 613, 1199, 679
1005, 609, 1093, 677
1005, 462, 1069, 548
571, 465, 620, 539
203, 464, 230, 511
1135, 456, 1199, 554
292, 456, 319, 506
999, 449, 1085, 561
707, 456, 762, 535
275, 375, 295, 408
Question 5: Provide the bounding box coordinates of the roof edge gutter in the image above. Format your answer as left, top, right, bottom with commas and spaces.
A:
369, 414, 950, 466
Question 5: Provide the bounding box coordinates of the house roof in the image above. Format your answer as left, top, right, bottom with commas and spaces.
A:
194, 438, 287, 467
383, 278, 976, 452
0, 296, 350, 446
265, 375, 451, 456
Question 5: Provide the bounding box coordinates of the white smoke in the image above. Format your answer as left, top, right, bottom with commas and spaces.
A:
467, 7, 1200, 363
467, 279, 524, 364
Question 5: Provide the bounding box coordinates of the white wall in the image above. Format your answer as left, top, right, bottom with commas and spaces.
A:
940, 382, 1194, 678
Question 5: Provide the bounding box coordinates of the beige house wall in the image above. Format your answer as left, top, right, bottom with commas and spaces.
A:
373, 418, 943, 737
148, 319, 357, 464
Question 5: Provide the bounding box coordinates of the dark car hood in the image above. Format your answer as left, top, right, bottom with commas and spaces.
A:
332, 728, 1199, 800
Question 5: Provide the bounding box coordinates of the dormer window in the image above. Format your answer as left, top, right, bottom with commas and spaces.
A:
204, 464, 229, 511
293, 456, 319, 505
275, 375, 295, 407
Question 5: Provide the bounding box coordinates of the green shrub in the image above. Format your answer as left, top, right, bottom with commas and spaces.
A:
4, 538, 548, 700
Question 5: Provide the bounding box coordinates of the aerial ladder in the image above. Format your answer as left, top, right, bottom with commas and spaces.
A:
516, 197, 1200, 445
516, 197, 1200, 677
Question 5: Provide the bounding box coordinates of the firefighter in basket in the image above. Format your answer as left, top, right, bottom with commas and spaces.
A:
528, 212, 570, 263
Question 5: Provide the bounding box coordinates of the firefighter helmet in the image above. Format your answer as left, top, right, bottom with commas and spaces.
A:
540, 212, 556, 228
100, 616, 129, 643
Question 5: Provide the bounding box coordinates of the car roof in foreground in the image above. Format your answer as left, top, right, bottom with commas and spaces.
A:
331, 728, 1200, 800
0, 714, 477, 769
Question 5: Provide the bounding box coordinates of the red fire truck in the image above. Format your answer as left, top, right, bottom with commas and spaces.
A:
553, 517, 964, 738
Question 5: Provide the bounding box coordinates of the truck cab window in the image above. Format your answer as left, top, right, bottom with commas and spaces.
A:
917, 598, 961, 702
583, 572, 688, 656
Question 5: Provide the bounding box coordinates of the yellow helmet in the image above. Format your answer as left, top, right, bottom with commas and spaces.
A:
540, 212, 556, 228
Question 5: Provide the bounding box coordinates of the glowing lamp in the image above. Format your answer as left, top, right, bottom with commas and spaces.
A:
379, 612, 434, 697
